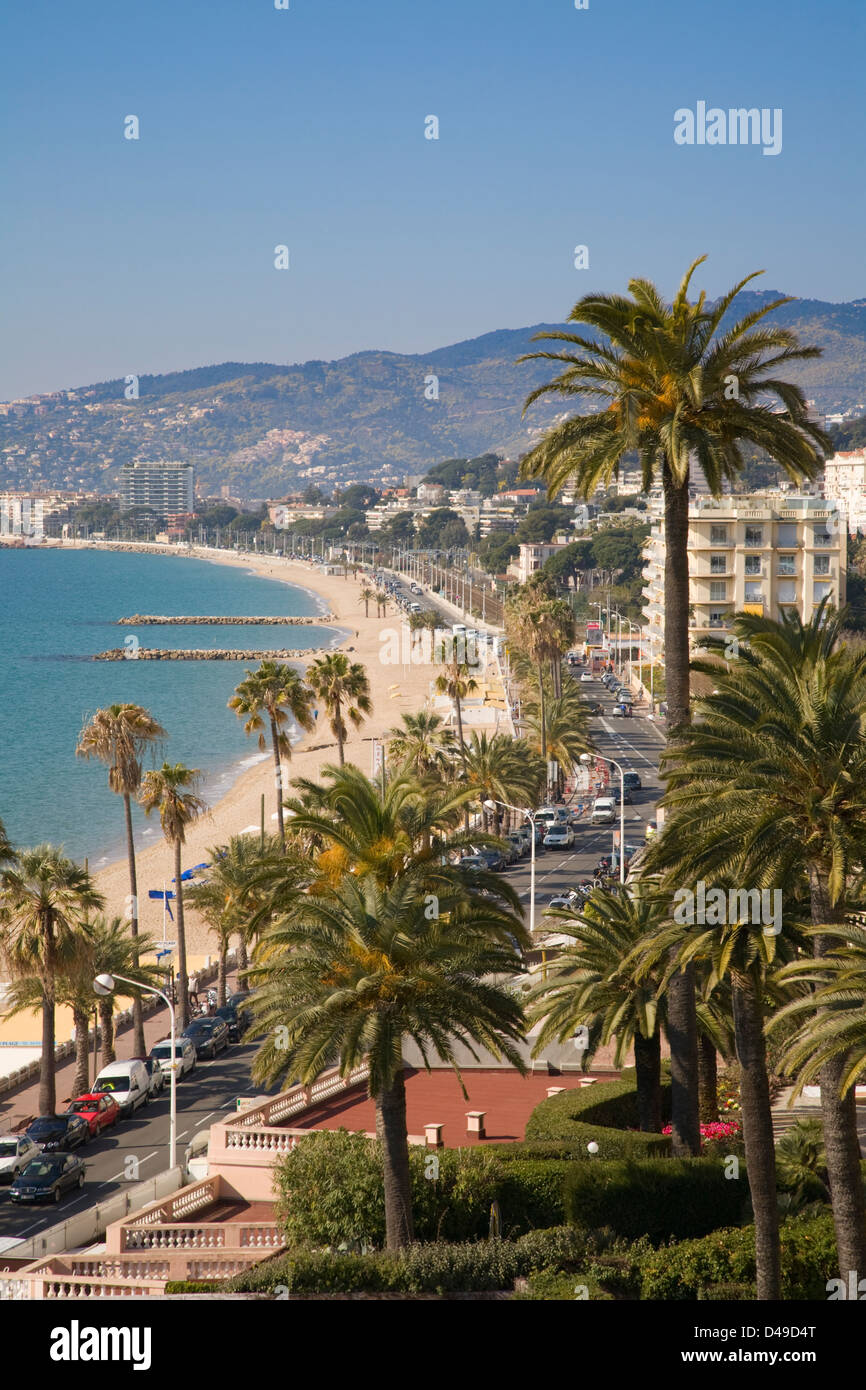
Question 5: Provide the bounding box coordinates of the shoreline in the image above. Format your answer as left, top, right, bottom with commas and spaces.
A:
75, 543, 442, 966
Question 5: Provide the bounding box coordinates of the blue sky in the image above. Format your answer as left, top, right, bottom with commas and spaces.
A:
2, 0, 864, 399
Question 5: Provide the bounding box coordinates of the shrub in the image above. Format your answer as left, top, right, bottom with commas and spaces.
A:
525, 1073, 672, 1144
495, 1161, 572, 1233
639, 1211, 838, 1300
514, 1269, 614, 1301
564, 1158, 749, 1244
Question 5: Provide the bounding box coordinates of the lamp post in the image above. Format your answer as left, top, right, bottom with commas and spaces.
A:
484, 798, 537, 938
581, 752, 626, 884
93, 972, 177, 1172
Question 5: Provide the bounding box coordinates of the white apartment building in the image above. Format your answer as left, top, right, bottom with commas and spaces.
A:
642, 494, 846, 649
507, 541, 567, 585
121, 461, 194, 518
823, 449, 866, 534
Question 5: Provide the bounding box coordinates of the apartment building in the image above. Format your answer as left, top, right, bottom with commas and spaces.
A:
507, 541, 567, 584
121, 461, 194, 519
823, 449, 866, 534
642, 494, 846, 649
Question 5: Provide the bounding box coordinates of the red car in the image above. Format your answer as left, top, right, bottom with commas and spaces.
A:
66, 1092, 120, 1137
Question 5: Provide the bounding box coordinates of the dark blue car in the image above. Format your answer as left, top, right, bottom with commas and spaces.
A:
25, 1113, 90, 1152
9, 1152, 86, 1204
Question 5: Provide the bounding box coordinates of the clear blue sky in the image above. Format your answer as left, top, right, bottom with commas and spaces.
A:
2, 0, 863, 399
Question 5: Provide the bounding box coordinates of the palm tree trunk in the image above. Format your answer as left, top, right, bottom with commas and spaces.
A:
39, 914, 57, 1115
810, 873, 866, 1280
666, 959, 701, 1156
175, 841, 190, 1029
334, 695, 345, 766
237, 934, 248, 974
536, 659, 547, 763
72, 1004, 91, 1097
375, 1069, 414, 1248
123, 792, 147, 1058
661, 464, 691, 733
270, 717, 285, 844
99, 997, 116, 1067
731, 976, 781, 1301
217, 939, 228, 1007
633, 1028, 662, 1132
698, 1032, 719, 1123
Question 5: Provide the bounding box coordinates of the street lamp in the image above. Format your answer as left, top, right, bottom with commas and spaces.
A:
484, 798, 537, 937
580, 751, 626, 884
93, 972, 178, 1172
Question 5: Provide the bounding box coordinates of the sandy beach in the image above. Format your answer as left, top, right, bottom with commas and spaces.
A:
86, 547, 455, 967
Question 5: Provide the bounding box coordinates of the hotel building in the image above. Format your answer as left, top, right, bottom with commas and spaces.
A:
121, 461, 195, 519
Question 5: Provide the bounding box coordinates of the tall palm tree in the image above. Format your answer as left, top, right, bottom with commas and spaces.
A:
530, 884, 668, 1131
186, 836, 281, 1005
139, 764, 207, 1029
519, 260, 831, 1153
651, 604, 866, 1284
375, 590, 389, 618
246, 869, 527, 1247
307, 653, 372, 766
384, 710, 456, 780
522, 688, 591, 794
462, 732, 545, 834
228, 662, 314, 842
76, 703, 166, 1055
433, 657, 478, 770
89, 915, 163, 1067
0, 847, 103, 1114
359, 585, 376, 618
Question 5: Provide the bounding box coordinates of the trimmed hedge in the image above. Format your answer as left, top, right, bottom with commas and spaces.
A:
639, 1211, 839, 1300
564, 1158, 750, 1244
495, 1161, 571, 1232
222, 1226, 592, 1295
525, 1073, 672, 1150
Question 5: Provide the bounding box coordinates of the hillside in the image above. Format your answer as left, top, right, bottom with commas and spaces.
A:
3, 293, 865, 497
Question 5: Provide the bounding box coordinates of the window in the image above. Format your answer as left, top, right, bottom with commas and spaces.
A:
710, 554, 727, 574
814, 529, 831, 546
709, 610, 728, 627
814, 582, 833, 602
710, 525, 728, 545
777, 523, 797, 547
744, 526, 763, 548
709, 581, 727, 601
814, 555, 830, 576
744, 582, 763, 603
777, 580, 796, 604
744, 555, 762, 576
777, 555, 795, 576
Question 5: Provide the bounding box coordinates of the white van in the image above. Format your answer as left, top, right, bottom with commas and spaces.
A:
92, 1059, 150, 1118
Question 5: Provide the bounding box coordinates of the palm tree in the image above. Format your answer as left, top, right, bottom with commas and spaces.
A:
186, 836, 281, 1004
530, 884, 667, 1131
384, 710, 456, 780
519, 261, 831, 1153
89, 915, 163, 1067
0, 847, 103, 1114
0, 816, 13, 864
229, 662, 314, 842
375, 590, 389, 618
307, 653, 372, 766
462, 732, 545, 834
651, 604, 866, 1284
139, 764, 207, 1029
359, 585, 376, 618
76, 703, 166, 1055
246, 868, 527, 1247
433, 657, 478, 770
522, 689, 591, 794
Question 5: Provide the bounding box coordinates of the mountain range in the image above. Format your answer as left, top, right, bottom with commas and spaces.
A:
3, 292, 865, 497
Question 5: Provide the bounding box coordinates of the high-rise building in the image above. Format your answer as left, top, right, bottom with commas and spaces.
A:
121, 461, 194, 518
642, 494, 846, 650
823, 449, 866, 533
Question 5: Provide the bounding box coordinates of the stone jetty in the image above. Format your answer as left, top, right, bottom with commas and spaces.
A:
117, 614, 334, 625
95, 647, 332, 662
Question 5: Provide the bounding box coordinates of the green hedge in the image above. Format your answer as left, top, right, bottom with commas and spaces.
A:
564, 1158, 750, 1244
639, 1211, 838, 1300
525, 1073, 672, 1146
223, 1226, 592, 1295
495, 1161, 571, 1232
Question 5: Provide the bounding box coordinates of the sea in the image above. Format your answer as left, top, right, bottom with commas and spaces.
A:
0, 547, 341, 867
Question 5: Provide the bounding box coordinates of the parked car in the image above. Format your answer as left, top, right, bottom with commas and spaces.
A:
590, 797, 616, 826
500, 838, 521, 866
131, 1056, 165, 1098
25, 1114, 90, 1153
91, 1059, 150, 1118
613, 702, 633, 717
622, 772, 642, 791
579, 672, 593, 683
543, 825, 575, 849
181, 1016, 230, 1060
9, 1152, 86, 1205
610, 786, 634, 805
150, 1036, 197, 1078
548, 890, 579, 910
506, 831, 530, 859
214, 1004, 250, 1043
0, 1134, 40, 1181
66, 1092, 121, 1137
472, 845, 506, 872
458, 853, 486, 872
516, 825, 533, 851
227, 990, 252, 1014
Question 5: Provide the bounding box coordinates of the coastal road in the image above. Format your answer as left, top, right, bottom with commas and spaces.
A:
0, 1038, 276, 1247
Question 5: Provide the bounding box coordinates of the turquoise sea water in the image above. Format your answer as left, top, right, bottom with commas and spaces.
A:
0, 548, 340, 866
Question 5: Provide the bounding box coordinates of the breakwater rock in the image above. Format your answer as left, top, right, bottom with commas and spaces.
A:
95, 647, 331, 662
117, 614, 335, 625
